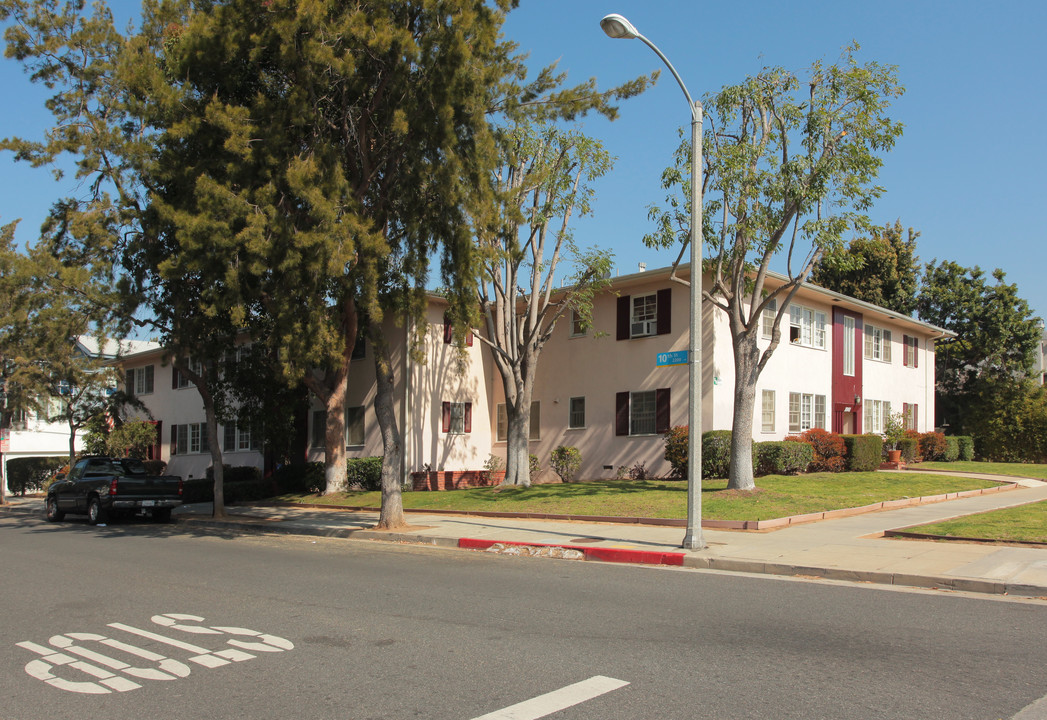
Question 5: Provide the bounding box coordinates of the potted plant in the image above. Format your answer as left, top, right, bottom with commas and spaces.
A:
882, 412, 906, 464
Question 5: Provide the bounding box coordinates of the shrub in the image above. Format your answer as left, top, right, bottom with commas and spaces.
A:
944, 436, 960, 462
956, 436, 975, 461
529, 454, 540, 481
6, 456, 64, 495
346, 456, 383, 491
550, 445, 582, 483
702, 430, 734, 479
201, 465, 273, 503
271, 462, 326, 495
628, 461, 650, 480
755, 441, 812, 476
206, 464, 262, 484
841, 434, 883, 471
800, 428, 846, 473
898, 437, 919, 464
181, 478, 213, 504
663, 425, 689, 479
918, 432, 948, 461
225, 477, 277, 503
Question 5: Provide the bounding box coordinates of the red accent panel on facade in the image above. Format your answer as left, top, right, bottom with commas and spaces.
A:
441, 402, 451, 433
151, 420, 162, 461
832, 307, 864, 434
464, 403, 472, 434
615, 392, 629, 435
616, 296, 630, 341
656, 288, 671, 335
655, 388, 670, 433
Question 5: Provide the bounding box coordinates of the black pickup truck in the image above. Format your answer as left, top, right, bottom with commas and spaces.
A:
45, 456, 184, 525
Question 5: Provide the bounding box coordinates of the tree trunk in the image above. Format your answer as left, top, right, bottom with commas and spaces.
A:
196, 383, 226, 518
67, 414, 76, 472
502, 397, 532, 487
372, 341, 405, 530
727, 332, 760, 491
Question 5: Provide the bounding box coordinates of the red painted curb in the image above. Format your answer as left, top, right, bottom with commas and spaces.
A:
458, 538, 685, 566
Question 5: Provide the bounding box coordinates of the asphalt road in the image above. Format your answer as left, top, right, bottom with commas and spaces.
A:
3, 511, 1047, 720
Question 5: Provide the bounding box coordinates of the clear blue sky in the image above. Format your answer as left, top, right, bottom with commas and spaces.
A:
2, 0, 1044, 322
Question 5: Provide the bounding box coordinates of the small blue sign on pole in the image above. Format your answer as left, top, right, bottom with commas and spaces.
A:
656, 350, 689, 367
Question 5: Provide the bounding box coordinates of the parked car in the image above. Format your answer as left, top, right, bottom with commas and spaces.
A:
45, 456, 184, 525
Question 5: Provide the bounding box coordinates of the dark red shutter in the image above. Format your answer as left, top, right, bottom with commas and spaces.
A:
464, 403, 472, 433
914, 404, 919, 431
656, 288, 671, 335
466, 330, 473, 347
656, 388, 671, 433
441, 402, 451, 433
170, 425, 178, 455
616, 296, 630, 341
914, 337, 919, 368
615, 392, 629, 436
172, 366, 179, 388
152, 421, 162, 461
443, 313, 453, 344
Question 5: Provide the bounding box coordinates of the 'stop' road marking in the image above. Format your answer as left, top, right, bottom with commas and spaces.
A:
469, 675, 629, 720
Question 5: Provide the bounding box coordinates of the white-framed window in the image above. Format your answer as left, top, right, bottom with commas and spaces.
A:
346, 406, 365, 446
761, 390, 775, 433
864, 399, 891, 434
760, 299, 777, 340
126, 365, 154, 396
223, 422, 257, 452
175, 357, 204, 389
447, 402, 467, 435
903, 335, 919, 368
496, 402, 540, 441
843, 316, 856, 376
864, 324, 892, 362
173, 422, 209, 455
788, 305, 827, 349
788, 392, 827, 433
902, 402, 918, 431
570, 310, 587, 338
630, 390, 657, 436
569, 396, 586, 429
630, 293, 658, 338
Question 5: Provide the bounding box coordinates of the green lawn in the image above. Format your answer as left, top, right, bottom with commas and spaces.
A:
277, 472, 1005, 522
916, 461, 1047, 480
901, 501, 1047, 544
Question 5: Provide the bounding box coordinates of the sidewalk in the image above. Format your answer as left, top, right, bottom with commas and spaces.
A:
6, 477, 1047, 597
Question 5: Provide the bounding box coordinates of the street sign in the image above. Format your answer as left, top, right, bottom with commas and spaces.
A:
656, 350, 688, 367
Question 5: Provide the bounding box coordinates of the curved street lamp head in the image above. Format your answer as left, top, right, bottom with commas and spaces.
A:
600, 13, 639, 40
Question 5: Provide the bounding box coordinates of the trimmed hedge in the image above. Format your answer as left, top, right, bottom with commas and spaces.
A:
184, 465, 271, 504
346, 456, 383, 491
5, 456, 64, 495
918, 432, 948, 461
842, 434, 883, 471
272, 462, 325, 495
955, 435, 975, 461
755, 441, 812, 476
702, 430, 734, 479
664, 426, 689, 478
898, 437, 919, 463
800, 428, 846, 472
944, 436, 960, 462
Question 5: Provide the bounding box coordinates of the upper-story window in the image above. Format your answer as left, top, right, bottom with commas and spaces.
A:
865, 324, 892, 363
788, 304, 827, 349
902, 335, 919, 368
126, 365, 154, 396
570, 310, 587, 338
760, 299, 777, 340
616, 289, 671, 340
174, 357, 204, 389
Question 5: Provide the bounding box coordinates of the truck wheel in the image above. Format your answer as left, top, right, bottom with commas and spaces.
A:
87, 496, 107, 526
152, 508, 172, 523
45, 496, 65, 522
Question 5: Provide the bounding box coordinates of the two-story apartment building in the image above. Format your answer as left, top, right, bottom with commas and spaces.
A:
116, 264, 950, 483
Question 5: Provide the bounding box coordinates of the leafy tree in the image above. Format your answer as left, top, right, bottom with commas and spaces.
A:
811, 220, 920, 315
916, 261, 1042, 442
473, 124, 613, 486
646, 45, 904, 490
106, 418, 159, 459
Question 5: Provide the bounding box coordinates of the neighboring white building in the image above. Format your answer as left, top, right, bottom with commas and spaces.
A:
114, 265, 952, 483
1, 336, 157, 495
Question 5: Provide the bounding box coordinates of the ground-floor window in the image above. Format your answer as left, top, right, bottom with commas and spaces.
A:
172, 423, 209, 455
788, 392, 826, 433
615, 389, 670, 436
864, 399, 891, 435
442, 401, 472, 435
761, 390, 775, 433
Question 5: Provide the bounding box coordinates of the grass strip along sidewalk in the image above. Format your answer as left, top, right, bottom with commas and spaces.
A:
278, 471, 1005, 523
896, 502, 1047, 545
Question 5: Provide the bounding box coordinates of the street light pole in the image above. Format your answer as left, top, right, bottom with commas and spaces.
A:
600, 13, 704, 550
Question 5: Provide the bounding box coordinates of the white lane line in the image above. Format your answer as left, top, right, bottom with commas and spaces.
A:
470, 675, 629, 720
